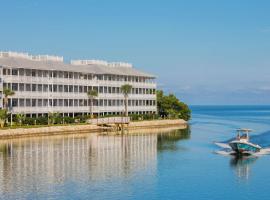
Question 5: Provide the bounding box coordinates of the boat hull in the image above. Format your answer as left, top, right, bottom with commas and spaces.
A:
229, 141, 261, 154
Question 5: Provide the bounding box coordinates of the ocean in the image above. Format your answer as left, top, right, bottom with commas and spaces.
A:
0, 105, 270, 200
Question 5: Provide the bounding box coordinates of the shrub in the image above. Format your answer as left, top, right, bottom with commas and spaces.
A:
23, 117, 36, 125
63, 116, 75, 124
36, 116, 48, 125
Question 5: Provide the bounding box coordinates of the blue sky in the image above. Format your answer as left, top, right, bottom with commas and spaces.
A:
0, 0, 270, 105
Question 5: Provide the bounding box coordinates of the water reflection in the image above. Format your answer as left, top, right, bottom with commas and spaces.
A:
0, 128, 189, 199
158, 127, 191, 151
230, 155, 258, 180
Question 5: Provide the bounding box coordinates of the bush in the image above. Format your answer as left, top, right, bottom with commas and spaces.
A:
63, 116, 75, 124
36, 116, 48, 125
23, 117, 36, 125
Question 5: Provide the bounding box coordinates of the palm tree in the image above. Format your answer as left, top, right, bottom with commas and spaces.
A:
87, 89, 98, 119
48, 112, 60, 125
121, 84, 132, 117
16, 113, 25, 126
3, 88, 15, 110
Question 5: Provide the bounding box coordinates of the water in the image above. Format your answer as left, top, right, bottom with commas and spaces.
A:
0, 105, 270, 200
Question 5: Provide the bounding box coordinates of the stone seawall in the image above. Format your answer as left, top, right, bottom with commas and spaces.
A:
0, 119, 187, 139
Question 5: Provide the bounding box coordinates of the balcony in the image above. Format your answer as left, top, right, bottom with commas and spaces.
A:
12, 105, 157, 114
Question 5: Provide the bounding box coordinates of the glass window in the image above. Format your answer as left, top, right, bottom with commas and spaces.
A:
12, 69, 18, 75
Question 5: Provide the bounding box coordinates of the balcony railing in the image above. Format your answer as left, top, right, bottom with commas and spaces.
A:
12, 106, 157, 114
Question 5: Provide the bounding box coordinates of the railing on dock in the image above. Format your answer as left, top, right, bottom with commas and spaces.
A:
88, 117, 130, 125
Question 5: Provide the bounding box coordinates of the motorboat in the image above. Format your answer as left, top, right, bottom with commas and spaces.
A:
228, 129, 261, 155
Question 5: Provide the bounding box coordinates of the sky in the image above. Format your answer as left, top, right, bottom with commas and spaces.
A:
0, 0, 270, 105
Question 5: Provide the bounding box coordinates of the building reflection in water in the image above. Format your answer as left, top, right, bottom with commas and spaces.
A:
0, 127, 189, 197
230, 155, 257, 180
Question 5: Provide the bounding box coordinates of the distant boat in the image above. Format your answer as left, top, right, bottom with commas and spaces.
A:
229, 129, 261, 155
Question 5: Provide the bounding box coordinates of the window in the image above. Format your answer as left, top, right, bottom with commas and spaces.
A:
38, 84, 42, 92
99, 87, 103, 93
59, 85, 63, 92
59, 71, 63, 78
79, 86, 83, 93
12, 83, 18, 91
59, 99, 63, 106
53, 85, 57, 92
32, 99, 36, 107
12, 99, 18, 107
19, 84, 24, 91
26, 84, 31, 91
64, 99, 68, 106
69, 99, 73, 106
43, 71, 48, 77
12, 69, 18, 76
38, 99, 42, 107
64, 72, 68, 78
32, 84, 36, 92
53, 99, 57, 106
37, 70, 42, 77
19, 99, 25, 107
69, 72, 73, 79
74, 86, 78, 92
43, 84, 48, 92
43, 99, 48, 106
69, 85, 73, 92
64, 85, 68, 92
26, 99, 31, 107
26, 69, 31, 76
31, 70, 36, 77
79, 99, 84, 106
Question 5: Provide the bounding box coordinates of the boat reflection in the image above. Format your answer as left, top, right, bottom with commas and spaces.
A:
230, 155, 257, 180
0, 127, 189, 197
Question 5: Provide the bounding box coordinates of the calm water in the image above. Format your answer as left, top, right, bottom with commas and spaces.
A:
1, 106, 270, 200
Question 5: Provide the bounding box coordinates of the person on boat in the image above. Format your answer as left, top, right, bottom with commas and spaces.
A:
236, 133, 240, 140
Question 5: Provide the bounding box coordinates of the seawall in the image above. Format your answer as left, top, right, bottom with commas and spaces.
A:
0, 119, 188, 139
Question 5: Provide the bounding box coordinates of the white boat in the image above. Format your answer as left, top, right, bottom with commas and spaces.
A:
228, 129, 261, 155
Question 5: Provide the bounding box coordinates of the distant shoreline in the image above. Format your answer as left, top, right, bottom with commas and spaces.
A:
0, 119, 187, 139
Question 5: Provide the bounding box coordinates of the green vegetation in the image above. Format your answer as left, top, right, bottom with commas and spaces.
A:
121, 84, 132, 117
87, 89, 98, 119
157, 90, 191, 121
0, 109, 7, 128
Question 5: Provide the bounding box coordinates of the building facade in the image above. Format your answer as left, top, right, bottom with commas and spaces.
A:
0, 51, 157, 117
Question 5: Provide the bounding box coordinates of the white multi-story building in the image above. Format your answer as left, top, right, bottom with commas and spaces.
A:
0, 51, 157, 117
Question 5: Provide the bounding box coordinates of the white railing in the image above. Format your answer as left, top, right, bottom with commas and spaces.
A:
11, 106, 156, 114
3, 75, 156, 88
88, 117, 130, 125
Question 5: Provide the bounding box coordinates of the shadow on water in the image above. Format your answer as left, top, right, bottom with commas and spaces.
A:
157, 127, 191, 152
230, 155, 258, 180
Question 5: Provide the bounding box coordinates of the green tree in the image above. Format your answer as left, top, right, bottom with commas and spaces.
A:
156, 90, 191, 121
3, 88, 15, 110
121, 84, 132, 117
87, 89, 98, 119
0, 109, 7, 128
